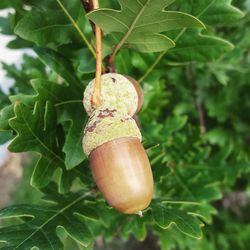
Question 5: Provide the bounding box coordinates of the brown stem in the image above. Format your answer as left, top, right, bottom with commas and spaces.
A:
108, 55, 116, 73
187, 64, 206, 134
81, 0, 112, 74
81, 0, 93, 12
82, 0, 103, 107
92, 30, 102, 106
81, 0, 95, 32
106, 55, 116, 73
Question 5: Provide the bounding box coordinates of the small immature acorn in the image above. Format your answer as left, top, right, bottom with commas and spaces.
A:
83, 74, 154, 214
83, 73, 142, 116
124, 75, 144, 113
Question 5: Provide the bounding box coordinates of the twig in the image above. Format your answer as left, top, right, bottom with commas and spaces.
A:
106, 55, 116, 73
81, 0, 106, 74
91, 0, 102, 107
187, 64, 206, 134
81, 0, 93, 13
81, 0, 95, 32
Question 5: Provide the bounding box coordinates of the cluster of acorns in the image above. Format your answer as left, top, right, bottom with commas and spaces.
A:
83, 73, 153, 214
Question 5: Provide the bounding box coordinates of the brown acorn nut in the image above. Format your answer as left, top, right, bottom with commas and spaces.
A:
90, 137, 153, 214
83, 108, 154, 214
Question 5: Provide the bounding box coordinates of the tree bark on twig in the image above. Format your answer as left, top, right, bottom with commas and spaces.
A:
81, 0, 95, 32
81, 0, 103, 106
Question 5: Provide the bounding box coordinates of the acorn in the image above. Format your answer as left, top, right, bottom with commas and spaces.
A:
83, 73, 143, 116
83, 107, 153, 214
124, 75, 144, 113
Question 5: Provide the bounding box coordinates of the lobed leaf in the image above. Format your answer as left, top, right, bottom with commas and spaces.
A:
151, 203, 203, 239
167, 29, 234, 62
87, 0, 205, 53
177, 0, 244, 26
0, 187, 94, 249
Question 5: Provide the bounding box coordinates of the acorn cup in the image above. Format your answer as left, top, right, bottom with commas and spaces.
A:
83, 74, 154, 214
83, 73, 143, 116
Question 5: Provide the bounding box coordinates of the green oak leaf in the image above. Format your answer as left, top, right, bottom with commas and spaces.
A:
178, 0, 244, 26
155, 168, 221, 224
9, 78, 87, 171
34, 47, 81, 88
0, 15, 13, 35
6, 100, 89, 192
32, 77, 84, 171
0, 90, 7, 106
9, 79, 68, 105
14, 5, 86, 47
87, 0, 205, 53
57, 102, 87, 170
6, 37, 34, 49
155, 150, 222, 204
73, 48, 96, 74
14, 10, 73, 46
0, 91, 15, 143
0, 186, 94, 249
151, 203, 203, 239
5, 98, 89, 193
120, 216, 147, 241
0, 130, 12, 144
23, 0, 81, 12
0, 0, 22, 10
32, 48, 86, 169
8, 101, 64, 186
166, 29, 234, 62
0, 105, 14, 131
1, 55, 47, 94
159, 0, 244, 64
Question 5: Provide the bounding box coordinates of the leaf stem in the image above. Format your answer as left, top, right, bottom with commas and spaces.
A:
55, 100, 83, 107
56, 0, 95, 57
161, 200, 202, 206
138, 52, 166, 83
107, 55, 116, 73
91, 0, 102, 107
138, 28, 187, 83
81, 0, 95, 32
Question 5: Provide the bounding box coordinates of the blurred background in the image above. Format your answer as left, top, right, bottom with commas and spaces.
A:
0, 8, 31, 208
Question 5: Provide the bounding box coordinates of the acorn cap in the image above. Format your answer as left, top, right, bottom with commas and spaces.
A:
83, 73, 139, 116
83, 107, 142, 156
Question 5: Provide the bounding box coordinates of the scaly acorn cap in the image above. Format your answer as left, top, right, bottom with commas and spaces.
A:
83, 107, 142, 157
83, 73, 139, 116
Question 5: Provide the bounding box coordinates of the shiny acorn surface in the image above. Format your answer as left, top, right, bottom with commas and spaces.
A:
89, 137, 153, 214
